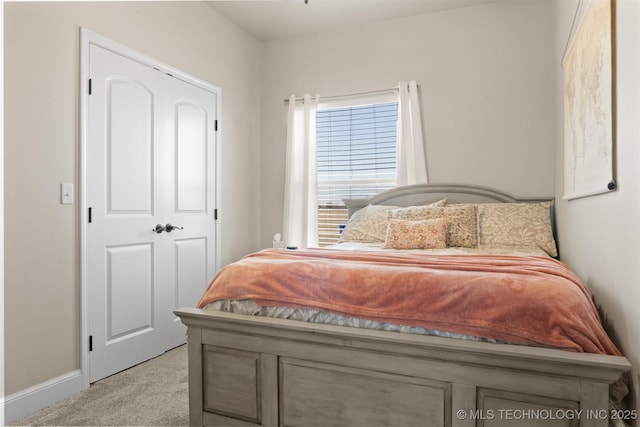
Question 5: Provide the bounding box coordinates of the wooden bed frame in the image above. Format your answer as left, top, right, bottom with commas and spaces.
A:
175, 183, 631, 427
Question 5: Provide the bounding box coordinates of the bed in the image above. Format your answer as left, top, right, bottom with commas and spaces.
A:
175, 183, 631, 427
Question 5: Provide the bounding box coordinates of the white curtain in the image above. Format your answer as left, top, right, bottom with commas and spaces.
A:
396, 80, 428, 185
283, 94, 319, 248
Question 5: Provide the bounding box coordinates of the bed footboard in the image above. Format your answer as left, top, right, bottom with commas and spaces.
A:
175, 308, 630, 427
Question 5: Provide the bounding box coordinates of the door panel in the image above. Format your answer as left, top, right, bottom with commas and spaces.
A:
107, 79, 154, 214
106, 244, 154, 341
175, 102, 207, 212
174, 238, 208, 309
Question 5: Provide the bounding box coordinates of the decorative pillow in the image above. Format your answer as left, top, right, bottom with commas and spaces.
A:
384, 217, 448, 250
339, 205, 400, 243
388, 204, 477, 248
340, 199, 446, 243
477, 202, 557, 257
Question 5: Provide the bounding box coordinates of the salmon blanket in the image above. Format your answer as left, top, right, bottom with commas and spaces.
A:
197, 248, 620, 355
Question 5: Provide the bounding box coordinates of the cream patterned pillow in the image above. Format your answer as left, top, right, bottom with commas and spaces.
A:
340, 199, 446, 243
477, 202, 557, 257
389, 204, 477, 248
340, 205, 400, 242
384, 218, 448, 250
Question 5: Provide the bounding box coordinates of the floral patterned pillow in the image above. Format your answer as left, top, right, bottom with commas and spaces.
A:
340, 199, 446, 243
477, 202, 557, 257
384, 217, 448, 250
388, 204, 477, 248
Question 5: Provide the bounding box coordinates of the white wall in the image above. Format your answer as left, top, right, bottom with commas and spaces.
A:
553, 0, 640, 409
4, 1, 262, 397
260, 0, 555, 248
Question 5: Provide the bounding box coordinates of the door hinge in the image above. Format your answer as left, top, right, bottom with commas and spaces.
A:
89, 335, 93, 352
214, 120, 218, 132
88, 78, 92, 95
214, 209, 218, 220
88, 207, 92, 223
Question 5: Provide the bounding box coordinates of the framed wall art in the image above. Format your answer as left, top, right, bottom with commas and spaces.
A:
562, 0, 616, 200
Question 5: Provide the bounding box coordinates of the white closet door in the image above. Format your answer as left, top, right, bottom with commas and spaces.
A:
162, 73, 218, 349
86, 43, 218, 382
87, 44, 167, 382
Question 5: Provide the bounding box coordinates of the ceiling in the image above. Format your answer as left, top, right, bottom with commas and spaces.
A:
206, 0, 497, 42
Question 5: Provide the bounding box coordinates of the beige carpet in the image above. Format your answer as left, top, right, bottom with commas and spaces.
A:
11, 345, 189, 426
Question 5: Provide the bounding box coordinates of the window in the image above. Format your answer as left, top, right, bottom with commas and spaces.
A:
316, 100, 398, 246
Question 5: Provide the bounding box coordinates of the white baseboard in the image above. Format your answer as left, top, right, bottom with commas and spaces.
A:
2, 370, 84, 424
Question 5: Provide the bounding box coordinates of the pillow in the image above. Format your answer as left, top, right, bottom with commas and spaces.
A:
340, 199, 446, 243
384, 217, 448, 250
339, 205, 400, 243
388, 204, 477, 248
477, 202, 557, 257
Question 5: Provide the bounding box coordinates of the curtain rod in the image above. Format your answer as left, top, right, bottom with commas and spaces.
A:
283, 87, 401, 104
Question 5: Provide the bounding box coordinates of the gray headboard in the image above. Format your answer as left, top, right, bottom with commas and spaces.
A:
343, 183, 553, 215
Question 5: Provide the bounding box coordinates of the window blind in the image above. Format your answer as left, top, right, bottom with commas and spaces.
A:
316, 102, 398, 246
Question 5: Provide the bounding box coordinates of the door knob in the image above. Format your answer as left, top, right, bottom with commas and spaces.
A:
153, 224, 166, 234
165, 223, 183, 233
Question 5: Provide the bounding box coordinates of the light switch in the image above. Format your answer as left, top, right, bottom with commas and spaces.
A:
61, 183, 74, 205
